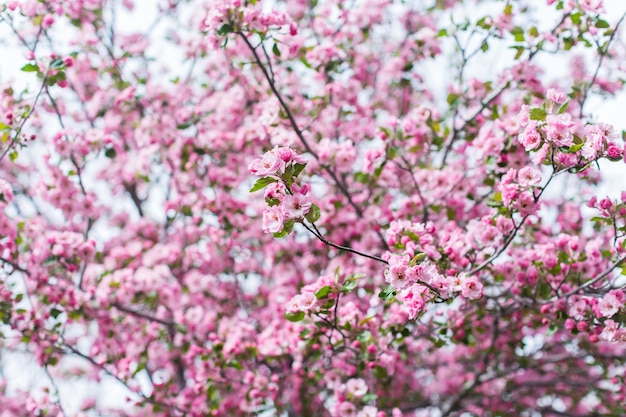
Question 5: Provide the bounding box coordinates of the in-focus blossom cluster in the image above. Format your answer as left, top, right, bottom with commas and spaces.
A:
379, 220, 485, 320
204, 0, 297, 48
518, 88, 624, 166
496, 166, 542, 216
249, 146, 319, 235
382, 254, 484, 320
248, 145, 307, 177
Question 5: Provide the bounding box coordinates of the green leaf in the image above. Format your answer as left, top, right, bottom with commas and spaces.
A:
548, 264, 561, 275
299, 56, 313, 69
305, 203, 321, 223
132, 362, 147, 377
476, 17, 491, 30
21, 63, 39, 73
283, 219, 294, 234
409, 252, 426, 266
446, 93, 459, 105
45, 70, 66, 86
265, 197, 280, 207
273, 229, 288, 238
104, 148, 116, 158
511, 26, 525, 42
557, 100, 570, 114
434, 338, 446, 348
284, 311, 305, 322
373, 365, 388, 379
315, 286, 331, 299
529, 108, 546, 121
280, 164, 295, 184
595, 19, 610, 29
512, 46, 525, 60
272, 43, 281, 57
227, 360, 243, 370
480, 41, 489, 52
49, 58, 65, 70
354, 172, 369, 184
292, 163, 307, 178
357, 331, 372, 343
546, 323, 558, 336
378, 285, 396, 300
568, 143, 584, 153
537, 281, 552, 299
341, 279, 358, 292
250, 177, 277, 192
563, 37, 574, 50
217, 23, 234, 36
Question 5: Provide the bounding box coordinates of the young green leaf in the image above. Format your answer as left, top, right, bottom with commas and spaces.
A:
284, 311, 305, 322
305, 203, 321, 223
250, 177, 277, 192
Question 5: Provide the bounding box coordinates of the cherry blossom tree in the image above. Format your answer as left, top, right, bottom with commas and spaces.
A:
1, 0, 626, 416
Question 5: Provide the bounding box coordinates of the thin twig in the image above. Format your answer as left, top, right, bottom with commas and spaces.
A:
302, 222, 388, 264
578, 12, 626, 118
237, 30, 390, 251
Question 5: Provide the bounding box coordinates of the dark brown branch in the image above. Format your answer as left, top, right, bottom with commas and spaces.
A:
236, 30, 390, 251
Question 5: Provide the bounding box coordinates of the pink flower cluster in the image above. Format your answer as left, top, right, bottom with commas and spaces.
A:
587, 192, 626, 221
497, 166, 542, 216
518, 89, 624, 165
46, 231, 96, 265
249, 147, 314, 234
383, 255, 483, 320
262, 191, 312, 233
285, 275, 336, 313
205, 0, 297, 47
249, 146, 307, 177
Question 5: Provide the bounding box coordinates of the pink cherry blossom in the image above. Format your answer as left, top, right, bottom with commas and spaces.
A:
598, 293, 621, 318
517, 166, 542, 187
248, 148, 283, 176
546, 88, 567, 104
262, 205, 284, 233
461, 276, 484, 300
345, 378, 368, 397
282, 193, 311, 219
